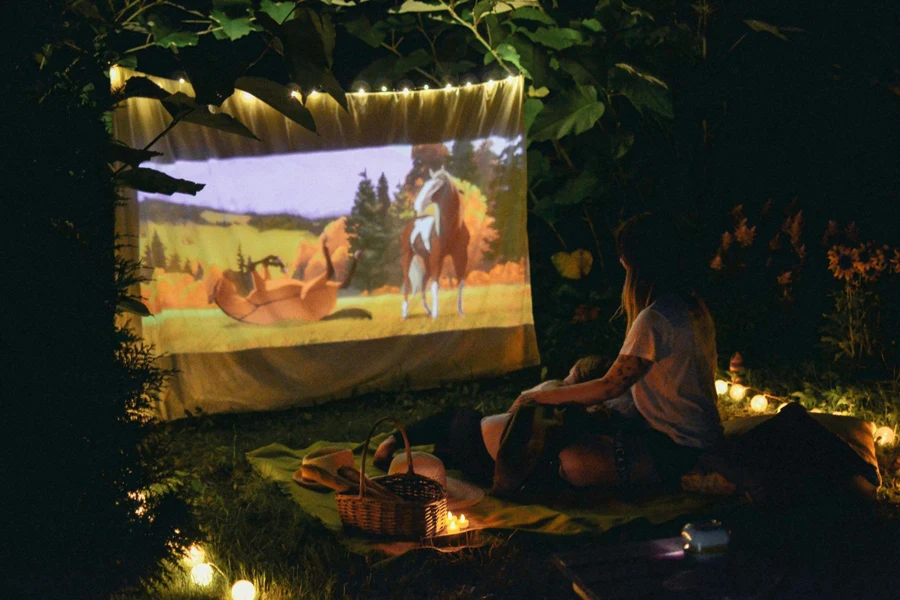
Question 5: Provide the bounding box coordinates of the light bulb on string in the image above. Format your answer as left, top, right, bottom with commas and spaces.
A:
506, 74, 516, 82
179, 77, 186, 84
402, 87, 410, 94
381, 85, 388, 92
309, 89, 318, 97
231, 580, 257, 600
423, 84, 430, 90
190, 563, 213, 587
445, 82, 452, 90
728, 383, 747, 401
750, 395, 768, 413
465, 81, 473, 87
487, 78, 495, 85
290, 90, 300, 100
241, 91, 252, 101
874, 426, 896, 446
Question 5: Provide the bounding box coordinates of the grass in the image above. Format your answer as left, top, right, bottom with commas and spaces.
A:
124, 369, 900, 599
143, 284, 533, 354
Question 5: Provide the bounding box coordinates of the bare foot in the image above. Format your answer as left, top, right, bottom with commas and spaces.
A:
372, 436, 399, 471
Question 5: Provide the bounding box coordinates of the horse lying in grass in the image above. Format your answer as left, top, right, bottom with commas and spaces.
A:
214, 242, 362, 325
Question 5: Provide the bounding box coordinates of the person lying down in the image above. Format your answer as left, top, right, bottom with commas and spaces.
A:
375, 212, 724, 499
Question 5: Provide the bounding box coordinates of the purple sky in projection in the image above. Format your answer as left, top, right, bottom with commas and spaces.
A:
138, 137, 518, 218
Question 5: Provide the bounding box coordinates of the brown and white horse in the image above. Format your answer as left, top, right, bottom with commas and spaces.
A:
400, 167, 470, 319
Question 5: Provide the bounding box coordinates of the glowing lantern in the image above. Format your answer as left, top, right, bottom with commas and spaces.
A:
750, 395, 768, 413
714, 380, 729, 396
191, 564, 213, 587
231, 580, 257, 600
728, 383, 747, 401
874, 426, 895, 446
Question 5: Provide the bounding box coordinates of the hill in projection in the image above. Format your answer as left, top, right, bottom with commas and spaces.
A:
138, 138, 531, 354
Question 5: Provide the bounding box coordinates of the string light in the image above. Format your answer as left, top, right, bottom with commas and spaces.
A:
241, 91, 252, 100
402, 87, 410, 94
309, 89, 318, 97
231, 580, 257, 600
179, 77, 186, 84
728, 383, 747, 401
874, 426, 896, 446
423, 84, 430, 90
190, 563, 214, 586
750, 394, 768, 413
507, 75, 515, 82
487, 78, 495, 85
466, 81, 472, 87
445, 83, 452, 90
290, 90, 300, 100
381, 85, 387, 92
357, 87, 365, 94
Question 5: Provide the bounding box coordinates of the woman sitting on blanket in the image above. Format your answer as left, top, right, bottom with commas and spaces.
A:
375, 212, 723, 495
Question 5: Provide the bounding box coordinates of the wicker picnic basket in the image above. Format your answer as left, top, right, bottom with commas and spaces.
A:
336, 417, 447, 538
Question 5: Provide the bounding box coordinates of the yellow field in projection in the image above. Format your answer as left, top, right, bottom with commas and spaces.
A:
141, 284, 534, 355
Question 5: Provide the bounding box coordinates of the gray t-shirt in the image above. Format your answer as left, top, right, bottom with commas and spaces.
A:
619, 294, 722, 448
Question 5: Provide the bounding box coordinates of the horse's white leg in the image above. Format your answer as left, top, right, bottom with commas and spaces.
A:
421, 288, 431, 315
401, 281, 409, 319
430, 280, 440, 318
457, 281, 466, 316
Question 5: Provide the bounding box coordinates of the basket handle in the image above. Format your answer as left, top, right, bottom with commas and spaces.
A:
358, 417, 415, 500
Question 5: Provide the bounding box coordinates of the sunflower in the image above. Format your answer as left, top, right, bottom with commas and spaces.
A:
828, 245, 856, 281
890, 248, 900, 274
854, 243, 874, 278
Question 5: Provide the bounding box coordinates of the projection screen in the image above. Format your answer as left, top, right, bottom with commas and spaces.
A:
113, 68, 538, 419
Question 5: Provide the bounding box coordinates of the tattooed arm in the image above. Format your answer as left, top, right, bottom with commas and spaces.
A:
509, 354, 652, 411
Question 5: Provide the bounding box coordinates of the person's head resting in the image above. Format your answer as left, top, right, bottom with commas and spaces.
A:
615, 212, 691, 333
563, 355, 611, 385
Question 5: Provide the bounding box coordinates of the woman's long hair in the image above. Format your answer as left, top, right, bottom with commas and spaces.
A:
615, 213, 706, 332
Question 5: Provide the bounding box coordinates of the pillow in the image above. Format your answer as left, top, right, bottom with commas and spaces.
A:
724, 409, 880, 487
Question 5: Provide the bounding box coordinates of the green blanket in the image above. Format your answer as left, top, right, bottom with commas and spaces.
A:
247, 437, 725, 556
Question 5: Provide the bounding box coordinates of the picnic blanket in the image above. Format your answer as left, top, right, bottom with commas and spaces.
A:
247, 435, 727, 556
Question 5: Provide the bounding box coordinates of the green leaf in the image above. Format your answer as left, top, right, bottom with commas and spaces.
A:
518, 27, 583, 50
524, 98, 543, 133
509, 7, 555, 26
558, 58, 595, 86
530, 86, 606, 141
394, 49, 431, 77
105, 142, 162, 166
210, 10, 253, 41
581, 18, 604, 32
343, 16, 386, 48
163, 92, 260, 140
473, 0, 495, 21
609, 63, 673, 120
234, 77, 316, 133
120, 76, 170, 100
397, 1, 448, 13
610, 131, 634, 160
118, 167, 206, 196
744, 19, 789, 41
490, 42, 529, 77
553, 171, 599, 206
279, 8, 347, 111
118, 296, 152, 317
258, 0, 295, 23
154, 31, 200, 48
526, 149, 550, 184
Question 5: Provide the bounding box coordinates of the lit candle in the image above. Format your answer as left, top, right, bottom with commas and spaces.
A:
447, 511, 455, 522
457, 514, 469, 529
447, 520, 459, 533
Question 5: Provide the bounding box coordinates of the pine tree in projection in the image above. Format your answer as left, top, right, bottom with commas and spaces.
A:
149, 230, 166, 271
141, 241, 154, 269
166, 250, 182, 273
447, 139, 478, 185
348, 170, 392, 291
376, 172, 391, 218
490, 142, 527, 263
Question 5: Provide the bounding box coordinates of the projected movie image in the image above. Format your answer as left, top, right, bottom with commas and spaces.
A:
138, 137, 531, 354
